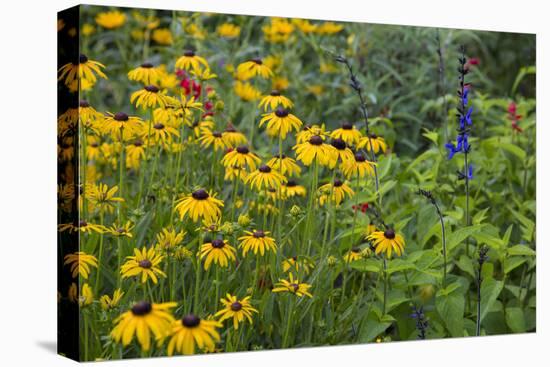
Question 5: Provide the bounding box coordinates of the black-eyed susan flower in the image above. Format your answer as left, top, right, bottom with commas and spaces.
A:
292, 18, 318, 33
68, 283, 78, 303
121, 247, 166, 284
233, 81, 261, 101
100, 288, 124, 310
222, 123, 248, 147
111, 301, 176, 352
199, 128, 228, 152
224, 165, 248, 182
87, 183, 123, 214
215, 294, 258, 329
146, 122, 179, 143
200, 239, 237, 270
367, 228, 406, 258
282, 180, 307, 198
64, 252, 98, 279
295, 124, 328, 144
259, 107, 303, 139
358, 133, 387, 154
267, 154, 301, 177
174, 189, 224, 223
58, 54, 107, 87
272, 273, 312, 298
128, 62, 161, 85
175, 49, 209, 72
282, 256, 314, 275
259, 90, 293, 111
221, 145, 261, 171
262, 18, 295, 43
167, 315, 221, 356
328, 138, 355, 168
95, 10, 126, 29
293, 134, 335, 166
343, 247, 363, 263
78, 100, 102, 129
79, 283, 94, 307
331, 122, 363, 146
318, 178, 354, 206
126, 139, 146, 169
239, 230, 277, 256
217, 23, 241, 38
272, 76, 290, 91
155, 228, 186, 253
58, 220, 106, 234
130, 85, 168, 109
152, 28, 173, 45
236, 58, 273, 80
245, 164, 287, 191
341, 152, 376, 179
316, 21, 344, 35
102, 112, 143, 139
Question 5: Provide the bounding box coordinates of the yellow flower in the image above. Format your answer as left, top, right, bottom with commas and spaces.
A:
167, 315, 221, 355
121, 247, 166, 284
234, 81, 261, 101
282, 180, 307, 198
130, 85, 168, 109
102, 112, 143, 140
316, 21, 344, 35
272, 273, 312, 298
82, 23, 95, 36
292, 19, 318, 33
282, 256, 314, 275
63, 252, 98, 279
222, 123, 248, 147
341, 152, 376, 179
215, 294, 258, 329
331, 122, 363, 146
128, 63, 161, 85
200, 239, 237, 270
293, 134, 335, 166
236, 58, 273, 80
307, 84, 324, 96
272, 76, 290, 91
190, 67, 217, 81
263, 18, 295, 43
295, 124, 328, 144
358, 133, 387, 154
328, 138, 355, 168
238, 230, 277, 256
367, 229, 406, 258
58, 54, 107, 87
79, 283, 94, 307
125, 139, 146, 169
174, 189, 224, 223
111, 301, 176, 352
175, 49, 209, 72
319, 61, 339, 74
217, 23, 241, 38
58, 220, 106, 234
100, 289, 124, 310
318, 178, 354, 206
155, 228, 186, 252
152, 28, 173, 45
259, 90, 293, 111
68, 283, 77, 303
199, 128, 228, 152
224, 165, 248, 182
146, 121, 180, 144
245, 164, 287, 191
221, 145, 261, 171
266, 154, 301, 177
95, 10, 126, 29
343, 247, 364, 263
87, 183, 123, 214
260, 107, 303, 139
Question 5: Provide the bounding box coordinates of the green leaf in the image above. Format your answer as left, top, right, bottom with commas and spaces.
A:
447, 225, 485, 251
503, 257, 527, 274
480, 277, 504, 323
358, 313, 393, 343
505, 307, 526, 333
499, 143, 526, 161
436, 287, 465, 337
456, 255, 476, 278
350, 259, 382, 273
507, 245, 536, 257
386, 259, 416, 275
511, 65, 535, 95
422, 128, 438, 145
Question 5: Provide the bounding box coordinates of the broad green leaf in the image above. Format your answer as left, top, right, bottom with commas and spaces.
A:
350, 259, 382, 273
480, 277, 504, 323
456, 255, 476, 279
505, 307, 526, 333
436, 287, 465, 337
499, 143, 526, 161
504, 257, 527, 274
447, 225, 485, 251
358, 314, 393, 343
507, 245, 536, 257
386, 258, 416, 275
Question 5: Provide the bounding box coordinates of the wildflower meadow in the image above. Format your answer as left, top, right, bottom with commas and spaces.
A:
57, 5, 536, 361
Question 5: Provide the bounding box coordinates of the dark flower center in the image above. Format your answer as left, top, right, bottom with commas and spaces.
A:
90, 142, 99, 148
133, 139, 144, 147
370, 133, 378, 139
309, 135, 323, 146
141, 62, 153, 68
274, 153, 286, 159
268, 187, 277, 193
139, 259, 152, 269
236, 145, 249, 154
79, 100, 90, 108
384, 229, 396, 239
331, 138, 347, 150
270, 90, 281, 96
225, 124, 236, 132
192, 189, 209, 200
259, 165, 271, 173
342, 121, 353, 130
181, 314, 201, 328
79, 54, 88, 64
116, 227, 125, 233
131, 301, 152, 316
290, 283, 300, 292
253, 230, 265, 238
78, 220, 88, 227
212, 131, 222, 138
230, 302, 243, 312
275, 107, 289, 118
153, 123, 165, 130
114, 112, 129, 121
355, 152, 366, 162
334, 179, 343, 187
144, 85, 159, 93
251, 57, 263, 65
211, 239, 225, 248
286, 180, 297, 187
183, 50, 195, 57
351, 247, 361, 253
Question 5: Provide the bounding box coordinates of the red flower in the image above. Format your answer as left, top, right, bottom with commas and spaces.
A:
204, 101, 213, 110
352, 202, 369, 213
467, 57, 480, 66
507, 102, 523, 133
